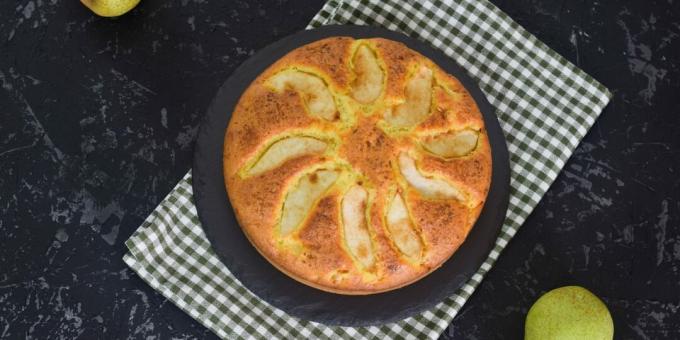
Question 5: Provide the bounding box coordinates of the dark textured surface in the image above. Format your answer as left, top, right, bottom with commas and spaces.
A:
0, 0, 678, 339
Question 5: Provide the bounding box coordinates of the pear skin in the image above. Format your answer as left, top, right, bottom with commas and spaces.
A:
81, 0, 140, 17
525, 286, 614, 340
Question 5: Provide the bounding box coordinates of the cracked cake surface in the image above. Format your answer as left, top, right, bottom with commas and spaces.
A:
223, 37, 492, 294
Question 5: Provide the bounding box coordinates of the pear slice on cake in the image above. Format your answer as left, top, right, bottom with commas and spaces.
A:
351, 45, 384, 104
421, 129, 479, 159
341, 185, 375, 269
279, 169, 339, 237
384, 66, 434, 128
398, 152, 465, 201
268, 70, 338, 121
244, 136, 327, 177
385, 192, 422, 262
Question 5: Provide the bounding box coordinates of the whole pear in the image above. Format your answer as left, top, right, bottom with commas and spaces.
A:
525, 286, 613, 340
81, 0, 140, 17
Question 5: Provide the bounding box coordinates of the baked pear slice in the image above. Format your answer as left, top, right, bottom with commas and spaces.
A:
341, 185, 375, 269
421, 129, 479, 159
386, 192, 422, 262
398, 152, 465, 201
244, 136, 327, 177
279, 169, 339, 237
268, 70, 337, 121
351, 45, 384, 104
384, 66, 433, 128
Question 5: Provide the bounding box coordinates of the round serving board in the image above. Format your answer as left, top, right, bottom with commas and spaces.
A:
193, 25, 510, 326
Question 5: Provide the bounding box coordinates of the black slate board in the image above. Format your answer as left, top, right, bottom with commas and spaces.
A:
192, 25, 510, 326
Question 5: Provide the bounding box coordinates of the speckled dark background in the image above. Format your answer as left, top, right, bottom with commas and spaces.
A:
1, 0, 678, 339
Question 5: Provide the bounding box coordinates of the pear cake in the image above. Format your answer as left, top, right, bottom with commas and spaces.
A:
223, 37, 492, 294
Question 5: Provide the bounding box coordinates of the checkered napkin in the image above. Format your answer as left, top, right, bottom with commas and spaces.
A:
124, 0, 611, 338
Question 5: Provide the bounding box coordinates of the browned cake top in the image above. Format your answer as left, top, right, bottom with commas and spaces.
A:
223, 37, 492, 294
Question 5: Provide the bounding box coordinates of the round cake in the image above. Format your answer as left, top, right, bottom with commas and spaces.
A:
223, 37, 492, 294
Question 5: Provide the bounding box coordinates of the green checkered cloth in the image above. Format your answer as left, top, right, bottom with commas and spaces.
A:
124, 0, 611, 338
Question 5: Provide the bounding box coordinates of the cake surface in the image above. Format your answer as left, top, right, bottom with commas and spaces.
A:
223, 37, 492, 294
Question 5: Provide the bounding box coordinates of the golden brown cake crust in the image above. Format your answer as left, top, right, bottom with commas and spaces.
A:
223, 37, 492, 294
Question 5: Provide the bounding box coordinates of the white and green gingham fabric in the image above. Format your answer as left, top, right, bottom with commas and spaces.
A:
124, 0, 612, 338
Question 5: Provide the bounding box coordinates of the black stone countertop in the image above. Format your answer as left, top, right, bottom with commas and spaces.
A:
1, 0, 678, 338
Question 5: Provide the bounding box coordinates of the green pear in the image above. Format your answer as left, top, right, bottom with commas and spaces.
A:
81, 0, 140, 17
525, 286, 614, 340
